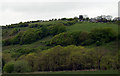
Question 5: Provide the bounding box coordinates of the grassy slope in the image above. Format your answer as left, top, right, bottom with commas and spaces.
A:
67, 22, 118, 33
3, 22, 118, 53
2, 21, 119, 75
3, 36, 53, 53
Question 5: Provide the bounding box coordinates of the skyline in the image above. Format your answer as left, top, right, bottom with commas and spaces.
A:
0, 0, 119, 25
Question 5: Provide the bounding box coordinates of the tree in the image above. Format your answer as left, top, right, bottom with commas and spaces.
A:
18, 53, 38, 71
79, 15, 83, 20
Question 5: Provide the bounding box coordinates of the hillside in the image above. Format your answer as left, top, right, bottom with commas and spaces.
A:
2, 19, 119, 73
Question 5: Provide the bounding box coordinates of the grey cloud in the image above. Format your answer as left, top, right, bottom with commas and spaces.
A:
0, 0, 118, 25
1, 2, 111, 14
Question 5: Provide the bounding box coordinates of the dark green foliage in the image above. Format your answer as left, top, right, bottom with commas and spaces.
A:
3, 62, 14, 73
18, 53, 38, 71
30, 45, 118, 71
118, 33, 120, 40
62, 20, 77, 26
81, 39, 94, 46
3, 24, 66, 45
49, 23, 67, 35
12, 32, 23, 44
11, 48, 36, 59
18, 22, 28, 27
79, 15, 83, 20
3, 60, 32, 73
3, 45, 119, 72
50, 31, 89, 46
14, 60, 32, 73
50, 27, 117, 46
40, 25, 49, 37
89, 27, 117, 46
61, 18, 67, 20
4, 22, 28, 28
70, 31, 88, 45
20, 29, 39, 44
2, 39, 12, 46
2, 32, 22, 46
2, 19, 119, 73
11, 27, 49, 45
29, 24, 43, 28
10, 28, 20, 36
50, 32, 75, 46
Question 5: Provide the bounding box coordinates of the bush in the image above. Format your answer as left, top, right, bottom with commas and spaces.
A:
50, 31, 89, 46
50, 32, 75, 46
2, 39, 12, 46
29, 24, 43, 28
18, 22, 28, 27
3, 62, 14, 73
14, 60, 31, 73
3, 27, 50, 45
70, 31, 88, 45
40, 25, 49, 37
11, 48, 36, 59
3, 60, 32, 73
89, 27, 117, 45
10, 28, 20, 36
3, 32, 23, 46
49, 23, 67, 35
20, 29, 40, 44
12, 32, 23, 44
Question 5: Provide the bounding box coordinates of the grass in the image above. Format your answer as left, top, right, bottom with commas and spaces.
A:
31, 70, 119, 74
2, 70, 119, 75
3, 36, 53, 53
67, 22, 118, 33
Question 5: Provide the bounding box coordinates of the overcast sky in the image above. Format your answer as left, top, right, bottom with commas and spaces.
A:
0, 0, 119, 25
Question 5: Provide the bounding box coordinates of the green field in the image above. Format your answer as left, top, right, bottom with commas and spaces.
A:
25, 70, 119, 74
67, 22, 118, 33
2, 70, 119, 74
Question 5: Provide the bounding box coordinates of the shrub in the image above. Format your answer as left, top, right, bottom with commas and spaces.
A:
40, 25, 49, 37
11, 32, 23, 44
18, 22, 28, 27
3, 62, 14, 73
89, 27, 117, 45
3, 28, 50, 45
49, 23, 66, 35
50, 32, 75, 46
20, 29, 39, 44
70, 31, 88, 45
14, 60, 32, 73
10, 28, 20, 36
11, 48, 36, 59
50, 31, 89, 46
2, 39, 12, 46
29, 24, 43, 28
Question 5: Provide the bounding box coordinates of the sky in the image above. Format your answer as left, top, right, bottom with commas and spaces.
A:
0, 0, 119, 25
